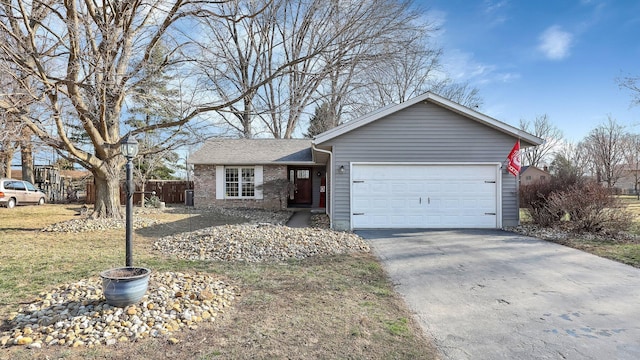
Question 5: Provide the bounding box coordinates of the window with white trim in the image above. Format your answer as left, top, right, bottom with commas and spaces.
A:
225, 167, 255, 198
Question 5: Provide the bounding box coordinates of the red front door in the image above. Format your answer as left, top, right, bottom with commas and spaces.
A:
289, 167, 312, 205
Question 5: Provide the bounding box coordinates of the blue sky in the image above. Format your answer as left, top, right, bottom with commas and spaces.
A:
419, 0, 640, 142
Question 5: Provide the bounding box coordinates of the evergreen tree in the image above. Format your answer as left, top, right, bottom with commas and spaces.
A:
305, 102, 336, 138
126, 43, 182, 187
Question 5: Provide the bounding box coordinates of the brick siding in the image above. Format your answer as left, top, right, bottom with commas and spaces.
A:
193, 164, 289, 210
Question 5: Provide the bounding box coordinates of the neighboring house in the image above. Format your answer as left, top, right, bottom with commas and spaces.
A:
614, 165, 640, 195
520, 165, 550, 186
189, 92, 543, 230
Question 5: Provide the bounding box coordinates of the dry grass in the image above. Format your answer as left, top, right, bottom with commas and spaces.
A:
0, 205, 437, 359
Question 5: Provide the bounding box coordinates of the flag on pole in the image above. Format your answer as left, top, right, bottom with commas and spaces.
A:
506, 140, 521, 177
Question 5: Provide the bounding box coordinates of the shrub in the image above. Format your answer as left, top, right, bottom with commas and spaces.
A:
519, 180, 566, 226
546, 183, 632, 233
144, 195, 162, 208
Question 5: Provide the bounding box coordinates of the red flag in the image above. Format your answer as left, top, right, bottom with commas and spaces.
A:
506, 140, 521, 177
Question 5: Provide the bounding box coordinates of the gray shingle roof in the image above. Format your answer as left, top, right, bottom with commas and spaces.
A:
188, 139, 313, 165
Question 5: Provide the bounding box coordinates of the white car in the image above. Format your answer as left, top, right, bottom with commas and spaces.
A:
0, 178, 47, 208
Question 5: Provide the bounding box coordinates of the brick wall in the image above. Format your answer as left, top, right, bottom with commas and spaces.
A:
193, 164, 289, 209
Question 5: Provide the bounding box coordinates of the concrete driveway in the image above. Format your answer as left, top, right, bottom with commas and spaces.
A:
358, 229, 640, 360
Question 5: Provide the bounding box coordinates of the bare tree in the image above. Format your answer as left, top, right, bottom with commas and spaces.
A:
583, 117, 627, 188
259, 0, 430, 138
550, 141, 590, 184
0, 109, 23, 178
362, 34, 441, 107
430, 80, 483, 109
344, 37, 482, 120
519, 114, 563, 167
200, 0, 431, 138
0, 0, 335, 218
193, 0, 278, 138
618, 74, 640, 107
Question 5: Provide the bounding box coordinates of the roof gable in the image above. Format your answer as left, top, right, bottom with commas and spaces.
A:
313, 92, 543, 147
520, 165, 549, 175
189, 139, 313, 165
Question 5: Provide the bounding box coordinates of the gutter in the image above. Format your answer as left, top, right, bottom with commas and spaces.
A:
311, 144, 333, 229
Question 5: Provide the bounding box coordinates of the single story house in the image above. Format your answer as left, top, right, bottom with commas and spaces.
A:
189, 92, 543, 230
520, 165, 550, 186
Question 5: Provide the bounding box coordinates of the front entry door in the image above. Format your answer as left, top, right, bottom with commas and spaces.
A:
289, 167, 312, 205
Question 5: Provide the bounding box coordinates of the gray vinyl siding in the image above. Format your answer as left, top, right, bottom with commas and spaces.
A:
318, 101, 521, 230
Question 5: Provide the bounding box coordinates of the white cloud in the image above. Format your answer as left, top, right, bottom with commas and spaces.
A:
483, 0, 509, 14
537, 25, 573, 60
441, 49, 520, 85
482, 0, 509, 26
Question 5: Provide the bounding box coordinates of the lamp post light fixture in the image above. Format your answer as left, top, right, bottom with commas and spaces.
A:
120, 134, 139, 267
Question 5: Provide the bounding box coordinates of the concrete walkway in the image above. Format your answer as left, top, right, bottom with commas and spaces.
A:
358, 229, 640, 360
286, 210, 311, 228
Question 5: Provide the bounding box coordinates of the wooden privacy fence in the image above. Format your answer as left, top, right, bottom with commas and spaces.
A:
86, 180, 194, 205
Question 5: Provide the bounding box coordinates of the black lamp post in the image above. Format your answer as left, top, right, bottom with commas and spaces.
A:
120, 134, 139, 267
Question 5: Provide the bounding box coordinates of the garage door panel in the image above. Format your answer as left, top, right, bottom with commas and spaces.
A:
352, 164, 498, 229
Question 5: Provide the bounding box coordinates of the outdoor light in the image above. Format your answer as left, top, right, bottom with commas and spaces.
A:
120, 134, 138, 267
120, 134, 139, 159
339, 165, 345, 174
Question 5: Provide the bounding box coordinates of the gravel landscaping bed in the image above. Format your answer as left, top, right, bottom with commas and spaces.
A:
2, 208, 367, 348
507, 224, 640, 243
0, 272, 236, 348
40, 206, 292, 233
153, 224, 369, 262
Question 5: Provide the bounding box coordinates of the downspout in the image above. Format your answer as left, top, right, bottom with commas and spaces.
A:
312, 143, 333, 229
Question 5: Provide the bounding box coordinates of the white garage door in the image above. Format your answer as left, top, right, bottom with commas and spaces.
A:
351, 164, 499, 229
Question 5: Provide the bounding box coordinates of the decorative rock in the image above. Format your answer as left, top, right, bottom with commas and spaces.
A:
27, 341, 42, 349
167, 337, 179, 344
16, 337, 33, 345
153, 224, 370, 263
0, 272, 237, 348
41, 215, 158, 233
127, 307, 137, 316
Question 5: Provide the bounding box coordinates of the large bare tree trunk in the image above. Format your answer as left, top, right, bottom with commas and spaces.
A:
91, 161, 124, 219
20, 134, 34, 183
0, 152, 6, 178
1, 145, 14, 178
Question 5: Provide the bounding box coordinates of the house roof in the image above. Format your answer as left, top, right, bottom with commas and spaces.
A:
520, 165, 549, 175
188, 139, 313, 165
313, 92, 544, 147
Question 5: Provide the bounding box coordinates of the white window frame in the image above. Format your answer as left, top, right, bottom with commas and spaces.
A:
225, 167, 254, 198
216, 165, 263, 200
